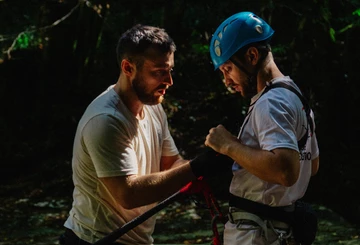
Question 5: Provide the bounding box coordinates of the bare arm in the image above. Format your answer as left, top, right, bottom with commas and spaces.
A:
311, 156, 319, 176
100, 156, 195, 209
160, 154, 188, 170
205, 124, 299, 187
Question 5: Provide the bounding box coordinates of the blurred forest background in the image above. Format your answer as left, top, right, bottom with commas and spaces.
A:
1, 0, 360, 244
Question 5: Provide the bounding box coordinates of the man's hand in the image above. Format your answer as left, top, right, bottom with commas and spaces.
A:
205, 124, 239, 155
189, 148, 234, 178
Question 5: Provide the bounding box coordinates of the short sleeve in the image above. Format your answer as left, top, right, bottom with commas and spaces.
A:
82, 114, 138, 177
253, 92, 300, 152
161, 118, 179, 156
155, 104, 179, 157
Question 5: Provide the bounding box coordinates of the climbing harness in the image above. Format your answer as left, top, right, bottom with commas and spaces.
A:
228, 207, 293, 244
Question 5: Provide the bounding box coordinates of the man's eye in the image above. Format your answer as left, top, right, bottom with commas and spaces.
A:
217, 70, 224, 79
153, 70, 164, 76
155, 69, 172, 76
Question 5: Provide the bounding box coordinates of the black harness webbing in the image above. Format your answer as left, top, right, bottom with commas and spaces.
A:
229, 193, 295, 224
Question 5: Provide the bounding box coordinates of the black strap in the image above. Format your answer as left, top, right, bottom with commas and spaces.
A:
229, 193, 295, 224
61, 229, 125, 245
230, 57, 253, 77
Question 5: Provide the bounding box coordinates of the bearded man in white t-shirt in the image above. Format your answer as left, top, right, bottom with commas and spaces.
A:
205, 12, 320, 245
60, 24, 231, 245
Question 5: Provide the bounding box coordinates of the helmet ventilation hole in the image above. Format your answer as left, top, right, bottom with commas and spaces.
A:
215, 46, 221, 56
255, 25, 263, 34
223, 24, 228, 33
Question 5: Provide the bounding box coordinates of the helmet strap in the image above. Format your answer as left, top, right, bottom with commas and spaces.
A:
230, 57, 253, 77
230, 56, 258, 95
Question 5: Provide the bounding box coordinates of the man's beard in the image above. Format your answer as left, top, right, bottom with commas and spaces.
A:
132, 76, 165, 105
242, 76, 258, 98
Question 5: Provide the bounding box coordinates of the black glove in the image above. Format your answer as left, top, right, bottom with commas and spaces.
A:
189, 148, 234, 178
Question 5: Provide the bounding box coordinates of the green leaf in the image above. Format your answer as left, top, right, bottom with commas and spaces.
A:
329, 27, 336, 42
352, 8, 360, 16
191, 43, 209, 54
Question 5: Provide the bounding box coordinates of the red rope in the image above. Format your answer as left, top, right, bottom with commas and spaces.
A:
180, 177, 226, 245
202, 180, 225, 245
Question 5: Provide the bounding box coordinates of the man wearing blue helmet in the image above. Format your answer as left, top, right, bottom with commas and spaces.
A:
205, 12, 320, 245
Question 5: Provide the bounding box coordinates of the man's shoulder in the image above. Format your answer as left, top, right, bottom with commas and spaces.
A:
79, 88, 136, 130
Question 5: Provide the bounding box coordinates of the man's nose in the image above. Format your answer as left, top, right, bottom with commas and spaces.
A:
163, 73, 173, 86
222, 73, 233, 86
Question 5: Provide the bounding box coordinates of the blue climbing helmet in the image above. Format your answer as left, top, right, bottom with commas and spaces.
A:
210, 12, 274, 70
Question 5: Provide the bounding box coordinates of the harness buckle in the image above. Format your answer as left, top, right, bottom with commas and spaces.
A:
228, 212, 235, 224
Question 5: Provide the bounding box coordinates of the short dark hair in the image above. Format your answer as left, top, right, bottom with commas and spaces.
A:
116, 24, 176, 69
234, 41, 271, 63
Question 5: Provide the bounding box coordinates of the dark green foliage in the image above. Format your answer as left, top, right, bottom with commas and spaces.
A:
1, 1, 360, 242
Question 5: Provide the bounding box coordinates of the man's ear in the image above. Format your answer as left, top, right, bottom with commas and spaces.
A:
246, 47, 259, 65
121, 59, 135, 76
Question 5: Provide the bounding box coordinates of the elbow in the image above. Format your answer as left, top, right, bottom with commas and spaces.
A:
120, 200, 135, 210
279, 166, 299, 187
281, 174, 298, 187
120, 197, 142, 210
280, 154, 300, 187
269, 149, 300, 187
117, 190, 139, 210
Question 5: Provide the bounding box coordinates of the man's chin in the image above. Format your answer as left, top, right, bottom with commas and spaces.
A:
157, 96, 164, 104
143, 95, 164, 105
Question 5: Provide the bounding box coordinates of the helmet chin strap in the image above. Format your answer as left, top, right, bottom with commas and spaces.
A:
230, 57, 258, 96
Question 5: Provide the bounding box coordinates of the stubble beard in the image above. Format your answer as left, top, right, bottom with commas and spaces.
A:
242, 76, 258, 98
132, 76, 164, 105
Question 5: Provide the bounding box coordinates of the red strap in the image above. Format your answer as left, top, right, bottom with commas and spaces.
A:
180, 177, 226, 244
204, 189, 225, 245
179, 177, 206, 194
198, 178, 225, 245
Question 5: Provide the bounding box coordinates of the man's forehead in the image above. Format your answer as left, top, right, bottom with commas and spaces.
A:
144, 51, 174, 68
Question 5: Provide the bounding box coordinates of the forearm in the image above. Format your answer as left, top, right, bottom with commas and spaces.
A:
160, 155, 186, 170
225, 140, 299, 186
120, 163, 195, 209
169, 159, 189, 169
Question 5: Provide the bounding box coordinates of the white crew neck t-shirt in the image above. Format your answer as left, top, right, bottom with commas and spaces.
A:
64, 85, 179, 244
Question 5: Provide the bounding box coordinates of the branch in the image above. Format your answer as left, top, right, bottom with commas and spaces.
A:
1, 0, 100, 60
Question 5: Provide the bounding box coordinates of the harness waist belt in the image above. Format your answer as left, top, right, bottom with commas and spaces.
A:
228, 193, 295, 224
228, 210, 290, 230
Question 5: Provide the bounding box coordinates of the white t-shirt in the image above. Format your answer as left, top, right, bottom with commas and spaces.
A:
64, 85, 179, 244
230, 76, 319, 206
